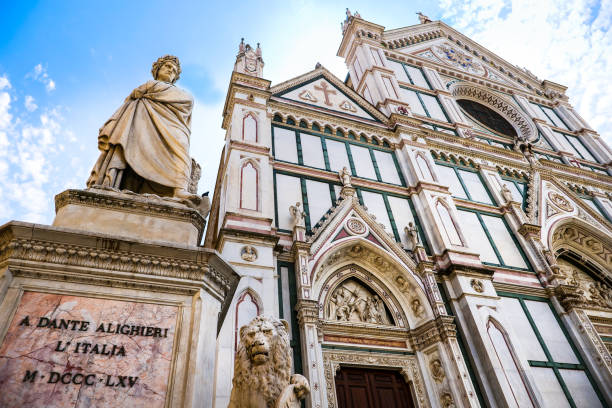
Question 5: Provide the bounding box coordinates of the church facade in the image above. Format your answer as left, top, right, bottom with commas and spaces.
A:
208, 12, 612, 408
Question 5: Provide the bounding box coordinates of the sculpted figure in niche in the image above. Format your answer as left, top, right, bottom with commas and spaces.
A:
430, 359, 445, 383
411, 298, 424, 318
289, 202, 306, 228
87, 55, 198, 201
395, 275, 412, 293
326, 279, 391, 325
229, 315, 310, 408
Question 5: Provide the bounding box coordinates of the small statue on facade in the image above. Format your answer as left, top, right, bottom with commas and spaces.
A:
87, 55, 198, 202
289, 202, 306, 228
404, 222, 420, 249
417, 12, 432, 24
500, 184, 514, 203
339, 166, 352, 187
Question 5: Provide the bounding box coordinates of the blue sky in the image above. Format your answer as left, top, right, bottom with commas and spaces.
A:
1, 0, 610, 225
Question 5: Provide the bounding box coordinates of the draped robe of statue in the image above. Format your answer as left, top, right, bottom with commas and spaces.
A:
87, 79, 193, 196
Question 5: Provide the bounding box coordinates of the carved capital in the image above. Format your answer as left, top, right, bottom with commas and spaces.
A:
411, 316, 456, 351
554, 284, 586, 312
518, 223, 541, 239
296, 300, 320, 325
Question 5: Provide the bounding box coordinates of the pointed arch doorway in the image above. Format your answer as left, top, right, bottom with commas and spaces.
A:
335, 366, 415, 408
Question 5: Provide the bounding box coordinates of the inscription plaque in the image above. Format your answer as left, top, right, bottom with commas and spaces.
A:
0, 291, 178, 407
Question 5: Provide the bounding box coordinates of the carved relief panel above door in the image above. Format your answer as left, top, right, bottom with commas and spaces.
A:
326, 278, 394, 325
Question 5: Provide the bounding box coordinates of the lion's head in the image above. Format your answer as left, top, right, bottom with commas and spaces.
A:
231, 315, 292, 407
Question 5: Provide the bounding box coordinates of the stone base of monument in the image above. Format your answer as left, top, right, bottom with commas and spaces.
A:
53, 188, 205, 246
0, 221, 239, 408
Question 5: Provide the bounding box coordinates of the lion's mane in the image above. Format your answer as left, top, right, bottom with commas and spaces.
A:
232, 315, 292, 407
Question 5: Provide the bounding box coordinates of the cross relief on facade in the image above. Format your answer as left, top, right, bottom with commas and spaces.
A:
314, 81, 337, 106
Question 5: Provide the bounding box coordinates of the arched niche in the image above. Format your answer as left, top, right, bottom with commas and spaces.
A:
234, 289, 262, 349
239, 159, 259, 211
548, 219, 612, 284
415, 152, 435, 182
242, 112, 258, 142
320, 265, 406, 328
435, 198, 463, 246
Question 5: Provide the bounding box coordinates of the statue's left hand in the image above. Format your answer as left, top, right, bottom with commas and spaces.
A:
129, 83, 150, 100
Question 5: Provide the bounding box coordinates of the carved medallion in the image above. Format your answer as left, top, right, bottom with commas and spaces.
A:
241, 245, 258, 262
548, 191, 574, 212
441, 392, 455, 408
470, 279, 484, 293
346, 218, 366, 235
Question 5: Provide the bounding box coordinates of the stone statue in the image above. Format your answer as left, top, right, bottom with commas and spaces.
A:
87, 55, 198, 201
228, 315, 310, 408
289, 202, 306, 228
501, 184, 514, 203
395, 275, 411, 293
327, 280, 391, 325
339, 166, 352, 187
417, 12, 432, 24
411, 298, 424, 318
404, 222, 420, 248
430, 359, 445, 383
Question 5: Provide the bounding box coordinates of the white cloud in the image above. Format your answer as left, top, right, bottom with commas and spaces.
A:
24, 95, 38, 112
438, 0, 612, 146
27, 63, 57, 92
0, 73, 76, 225
0, 75, 10, 91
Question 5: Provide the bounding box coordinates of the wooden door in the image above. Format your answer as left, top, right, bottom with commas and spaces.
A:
335, 366, 414, 408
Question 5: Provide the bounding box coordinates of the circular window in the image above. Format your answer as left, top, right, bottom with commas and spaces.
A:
457, 99, 517, 137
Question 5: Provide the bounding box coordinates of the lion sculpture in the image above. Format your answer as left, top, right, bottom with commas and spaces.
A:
228, 315, 310, 408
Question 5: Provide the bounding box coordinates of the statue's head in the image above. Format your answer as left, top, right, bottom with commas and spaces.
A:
151, 55, 181, 84
239, 315, 290, 366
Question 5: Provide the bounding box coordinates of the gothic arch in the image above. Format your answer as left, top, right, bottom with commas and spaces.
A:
320, 265, 404, 327
449, 82, 536, 142
435, 198, 464, 246
239, 158, 259, 211
242, 112, 258, 142
311, 238, 433, 328
548, 218, 612, 283
485, 316, 537, 407
234, 289, 262, 349
414, 151, 436, 182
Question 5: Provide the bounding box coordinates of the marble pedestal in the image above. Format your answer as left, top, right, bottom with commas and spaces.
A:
0, 220, 239, 408
53, 188, 206, 246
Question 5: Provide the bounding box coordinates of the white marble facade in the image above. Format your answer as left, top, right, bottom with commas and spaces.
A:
208, 12, 612, 408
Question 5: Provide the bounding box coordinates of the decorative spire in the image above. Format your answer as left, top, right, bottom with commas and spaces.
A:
341, 8, 362, 34
233, 39, 264, 78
